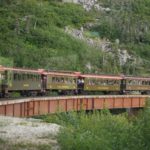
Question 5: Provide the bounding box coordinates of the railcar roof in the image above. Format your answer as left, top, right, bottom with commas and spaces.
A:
3, 67, 43, 74
44, 72, 78, 77
124, 76, 150, 81
81, 74, 122, 80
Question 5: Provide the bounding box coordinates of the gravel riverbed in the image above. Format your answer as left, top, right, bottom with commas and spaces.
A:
0, 116, 61, 150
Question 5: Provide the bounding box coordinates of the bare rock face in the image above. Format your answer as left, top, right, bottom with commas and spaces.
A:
65, 26, 112, 51
65, 26, 135, 66
65, 26, 84, 39
118, 49, 131, 66
62, 0, 111, 12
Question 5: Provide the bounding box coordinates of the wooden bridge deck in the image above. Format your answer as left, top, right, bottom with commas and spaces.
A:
0, 95, 149, 117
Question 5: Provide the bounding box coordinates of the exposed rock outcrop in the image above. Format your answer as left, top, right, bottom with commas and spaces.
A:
65, 26, 134, 66
62, 0, 111, 12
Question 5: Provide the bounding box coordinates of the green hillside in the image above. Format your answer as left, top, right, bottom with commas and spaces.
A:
0, 0, 150, 75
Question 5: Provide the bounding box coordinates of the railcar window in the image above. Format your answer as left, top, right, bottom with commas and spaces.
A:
97, 80, 101, 85
38, 75, 40, 81
56, 77, 60, 83
37, 75, 40, 81
36, 75, 38, 81
17, 74, 20, 80
34, 75, 36, 80
30, 74, 33, 80
2, 74, 4, 80
98, 80, 102, 85
30, 74, 32, 80
108, 80, 113, 85
14, 73, 17, 80
54, 77, 56, 82
68, 79, 72, 84
94, 80, 97, 85
73, 79, 76, 84
88, 80, 91, 85
97, 80, 100, 85
33, 75, 35, 80
90, 80, 95, 85
133, 80, 136, 85
67, 78, 70, 84
28, 74, 31, 80
52, 77, 56, 83
128, 80, 131, 85
56, 77, 59, 82
27, 74, 30, 79
22, 74, 24, 80
69, 78, 72, 84
56, 77, 58, 83
114, 80, 119, 85
123, 80, 126, 84
55, 77, 57, 83
142, 81, 146, 85
103, 80, 107, 85
146, 81, 149, 85
29, 74, 32, 80
65, 78, 68, 84
25, 74, 27, 80
138, 81, 142, 85
71, 78, 74, 84
0, 74, 3, 80
100, 80, 104, 85
60, 77, 64, 83
22, 74, 25, 80
96, 80, 100, 85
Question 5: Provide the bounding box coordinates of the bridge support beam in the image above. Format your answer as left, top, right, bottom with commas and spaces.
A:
0, 95, 148, 117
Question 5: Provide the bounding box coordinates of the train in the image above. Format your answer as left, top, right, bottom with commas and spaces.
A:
0, 65, 150, 98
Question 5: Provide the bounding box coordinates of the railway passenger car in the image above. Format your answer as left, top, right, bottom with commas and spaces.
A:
0, 66, 43, 97
79, 74, 123, 94
44, 72, 78, 95
124, 76, 150, 94
1, 65, 150, 98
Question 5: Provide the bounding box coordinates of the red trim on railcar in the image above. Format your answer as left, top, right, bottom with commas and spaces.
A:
81, 74, 122, 80
124, 76, 150, 81
3, 67, 43, 74
44, 72, 78, 77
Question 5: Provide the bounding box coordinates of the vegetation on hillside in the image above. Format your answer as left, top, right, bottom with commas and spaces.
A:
0, 0, 95, 71
0, 0, 150, 75
41, 104, 150, 150
93, 0, 150, 75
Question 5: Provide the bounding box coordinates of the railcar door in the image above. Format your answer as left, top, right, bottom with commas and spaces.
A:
41, 74, 47, 92
1, 70, 13, 96
120, 79, 126, 94
0, 71, 5, 97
